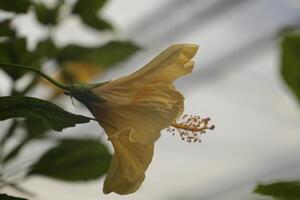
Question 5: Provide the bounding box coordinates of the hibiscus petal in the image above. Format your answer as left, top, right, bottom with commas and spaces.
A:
90, 82, 184, 144
92, 44, 198, 105
90, 44, 198, 144
103, 131, 154, 195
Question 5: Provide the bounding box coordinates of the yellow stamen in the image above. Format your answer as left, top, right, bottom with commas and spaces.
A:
167, 114, 215, 143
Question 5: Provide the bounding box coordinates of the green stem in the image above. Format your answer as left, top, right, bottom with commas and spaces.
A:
0, 63, 70, 91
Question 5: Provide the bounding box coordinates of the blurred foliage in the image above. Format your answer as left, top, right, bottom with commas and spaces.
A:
281, 33, 300, 103
0, 38, 37, 80
72, 0, 112, 30
28, 139, 111, 181
56, 41, 140, 66
253, 30, 300, 200
34, 1, 63, 26
0, 20, 16, 37
0, 0, 138, 197
0, 0, 31, 13
0, 193, 28, 200
254, 181, 300, 200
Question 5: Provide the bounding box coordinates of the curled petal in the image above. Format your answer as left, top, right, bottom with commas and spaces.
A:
92, 44, 198, 106
103, 131, 154, 195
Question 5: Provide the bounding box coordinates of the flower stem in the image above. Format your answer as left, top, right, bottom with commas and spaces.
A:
0, 63, 70, 91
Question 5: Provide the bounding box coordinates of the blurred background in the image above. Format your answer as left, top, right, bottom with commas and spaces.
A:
1, 0, 300, 199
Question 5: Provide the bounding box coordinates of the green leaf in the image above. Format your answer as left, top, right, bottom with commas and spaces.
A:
254, 181, 300, 200
281, 33, 300, 103
34, 1, 62, 26
0, 38, 28, 79
72, 0, 107, 16
72, 0, 111, 31
0, 0, 31, 13
0, 20, 16, 37
0, 96, 91, 131
33, 38, 57, 60
24, 118, 50, 138
56, 41, 140, 66
28, 139, 112, 181
0, 37, 51, 80
80, 15, 113, 31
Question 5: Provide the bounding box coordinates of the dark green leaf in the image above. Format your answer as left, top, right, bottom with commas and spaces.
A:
0, 0, 31, 13
57, 40, 140, 66
0, 38, 28, 79
281, 33, 300, 103
80, 15, 112, 31
34, 1, 62, 26
0, 20, 16, 37
0, 193, 28, 200
25, 118, 50, 138
0, 37, 51, 80
0, 96, 91, 131
0, 37, 56, 79
72, 0, 107, 16
34, 38, 57, 60
254, 181, 300, 200
28, 139, 112, 181
72, 0, 111, 31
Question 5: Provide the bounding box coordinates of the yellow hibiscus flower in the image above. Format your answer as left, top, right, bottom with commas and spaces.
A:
69, 44, 214, 194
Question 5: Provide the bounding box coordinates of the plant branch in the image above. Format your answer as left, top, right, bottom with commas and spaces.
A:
0, 63, 70, 91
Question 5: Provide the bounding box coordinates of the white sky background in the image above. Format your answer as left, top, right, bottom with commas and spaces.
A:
2, 0, 300, 200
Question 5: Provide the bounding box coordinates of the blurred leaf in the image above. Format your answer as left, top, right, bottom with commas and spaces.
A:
0, 20, 16, 37
0, 193, 28, 200
0, 38, 27, 79
80, 15, 112, 31
34, 1, 63, 26
56, 41, 140, 66
281, 33, 300, 103
3, 118, 50, 163
0, 96, 91, 131
3, 139, 27, 163
72, 0, 107, 16
0, 120, 18, 146
28, 139, 112, 181
254, 181, 300, 200
34, 38, 57, 60
0, 37, 46, 80
72, 0, 111, 31
0, 0, 31, 13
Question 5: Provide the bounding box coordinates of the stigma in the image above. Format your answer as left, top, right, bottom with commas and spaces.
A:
167, 114, 215, 143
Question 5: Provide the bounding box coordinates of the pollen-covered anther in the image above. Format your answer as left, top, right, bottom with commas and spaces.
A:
167, 114, 215, 143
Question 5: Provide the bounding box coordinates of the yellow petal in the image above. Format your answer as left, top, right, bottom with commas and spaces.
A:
103, 131, 154, 195
115, 44, 198, 86
90, 44, 198, 144
90, 82, 184, 144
